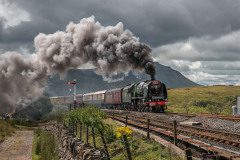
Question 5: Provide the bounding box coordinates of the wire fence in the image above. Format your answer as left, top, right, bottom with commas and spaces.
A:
63, 107, 239, 160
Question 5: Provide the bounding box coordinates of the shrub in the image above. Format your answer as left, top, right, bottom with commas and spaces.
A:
207, 102, 223, 115
65, 105, 106, 131
0, 120, 15, 141
193, 100, 214, 108
34, 129, 58, 160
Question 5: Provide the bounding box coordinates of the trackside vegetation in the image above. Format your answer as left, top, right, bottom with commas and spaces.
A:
32, 128, 58, 160
0, 120, 15, 141
65, 106, 182, 160
167, 85, 240, 114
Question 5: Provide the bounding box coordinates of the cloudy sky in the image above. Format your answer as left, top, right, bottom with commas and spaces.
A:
0, 0, 240, 85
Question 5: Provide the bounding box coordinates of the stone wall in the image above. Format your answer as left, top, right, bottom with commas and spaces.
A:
43, 123, 107, 160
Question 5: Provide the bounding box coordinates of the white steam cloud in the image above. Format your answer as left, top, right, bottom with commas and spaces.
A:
0, 16, 155, 113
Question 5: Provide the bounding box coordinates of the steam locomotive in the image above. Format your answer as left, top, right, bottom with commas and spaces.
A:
50, 80, 168, 113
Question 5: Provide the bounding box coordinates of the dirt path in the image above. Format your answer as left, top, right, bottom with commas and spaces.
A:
0, 130, 34, 160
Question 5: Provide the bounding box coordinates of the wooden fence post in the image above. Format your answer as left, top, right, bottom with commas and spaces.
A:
185, 148, 192, 160
86, 126, 89, 145
173, 120, 177, 145
100, 130, 110, 160
71, 120, 74, 134
75, 121, 78, 136
92, 127, 96, 148
147, 119, 150, 139
123, 135, 132, 160
125, 116, 128, 126
68, 119, 71, 130
63, 119, 66, 127
80, 122, 82, 140
72, 120, 75, 135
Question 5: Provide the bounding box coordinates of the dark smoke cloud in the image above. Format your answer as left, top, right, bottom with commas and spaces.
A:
35, 16, 154, 78
0, 52, 46, 113
0, 16, 155, 113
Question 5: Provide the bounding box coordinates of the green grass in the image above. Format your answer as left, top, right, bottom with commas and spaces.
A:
75, 118, 182, 160
0, 120, 15, 141
167, 85, 240, 114
32, 130, 40, 160
32, 129, 58, 160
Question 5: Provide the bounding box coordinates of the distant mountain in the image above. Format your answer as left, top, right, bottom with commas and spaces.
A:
46, 62, 199, 96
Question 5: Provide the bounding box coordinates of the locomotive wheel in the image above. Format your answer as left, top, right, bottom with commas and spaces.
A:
158, 107, 164, 113
161, 108, 165, 113
152, 107, 156, 113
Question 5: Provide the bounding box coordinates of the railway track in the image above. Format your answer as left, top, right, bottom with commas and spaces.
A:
106, 111, 240, 159
166, 112, 240, 122
104, 109, 240, 122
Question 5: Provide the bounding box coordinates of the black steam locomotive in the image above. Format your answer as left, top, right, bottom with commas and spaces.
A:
126, 80, 168, 112
50, 80, 168, 113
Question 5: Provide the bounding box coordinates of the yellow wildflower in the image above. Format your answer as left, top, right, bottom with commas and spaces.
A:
125, 127, 133, 135
116, 132, 122, 138
115, 126, 133, 138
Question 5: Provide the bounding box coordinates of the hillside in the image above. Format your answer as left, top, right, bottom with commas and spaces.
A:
167, 86, 240, 115
13, 96, 53, 121
46, 62, 198, 96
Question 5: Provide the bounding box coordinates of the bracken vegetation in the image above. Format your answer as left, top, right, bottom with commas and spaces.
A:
0, 120, 15, 141
167, 86, 240, 114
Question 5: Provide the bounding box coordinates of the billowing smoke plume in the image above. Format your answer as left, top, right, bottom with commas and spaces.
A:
0, 52, 46, 113
35, 16, 155, 78
0, 16, 155, 113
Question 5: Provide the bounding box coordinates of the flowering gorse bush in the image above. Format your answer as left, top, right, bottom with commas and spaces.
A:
115, 126, 133, 138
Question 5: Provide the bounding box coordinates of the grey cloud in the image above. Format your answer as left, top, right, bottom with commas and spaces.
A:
153, 59, 240, 85
0, 17, 5, 39
153, 30, 240, 62
1, 20, 56, 43
2, 0, 240, 50
0, 42, 34, 54
1, 0, 240, 85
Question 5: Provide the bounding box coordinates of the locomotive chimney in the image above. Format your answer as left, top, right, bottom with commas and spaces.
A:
151, 74, 155, 81
145, 62, 156, 81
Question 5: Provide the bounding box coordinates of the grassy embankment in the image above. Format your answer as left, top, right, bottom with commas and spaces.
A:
83, 118, 182, 160
65, 106, 182, 160
32, 109, 64, 160
167, 85, 240, 115
0, 120, 15, 142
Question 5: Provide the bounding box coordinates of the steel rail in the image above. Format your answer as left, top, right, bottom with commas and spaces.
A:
106, 112, 240, 159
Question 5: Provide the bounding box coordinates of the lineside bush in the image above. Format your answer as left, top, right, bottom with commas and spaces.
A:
0, 120, 15, 141
33, 129, 58, 160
